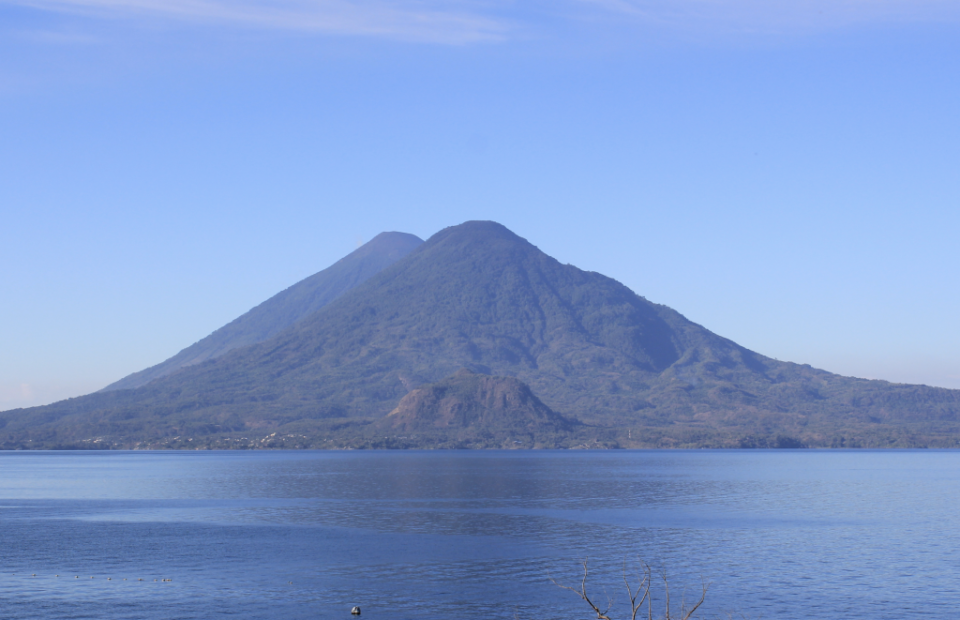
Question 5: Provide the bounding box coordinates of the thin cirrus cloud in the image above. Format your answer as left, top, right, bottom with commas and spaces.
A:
8, 0, 513, 43
6, 0, 960, 44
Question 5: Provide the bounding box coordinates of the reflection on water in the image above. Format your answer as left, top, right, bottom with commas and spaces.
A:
1, 450, 959, 620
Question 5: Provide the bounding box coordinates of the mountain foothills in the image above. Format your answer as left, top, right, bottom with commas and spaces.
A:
4, 221, 960, 450
374, 369, 577, 448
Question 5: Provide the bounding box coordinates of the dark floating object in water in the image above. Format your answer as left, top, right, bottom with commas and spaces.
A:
351, 607, 361, 615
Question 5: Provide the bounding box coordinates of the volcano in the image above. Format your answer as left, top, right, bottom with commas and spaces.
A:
4, 221, 960, 449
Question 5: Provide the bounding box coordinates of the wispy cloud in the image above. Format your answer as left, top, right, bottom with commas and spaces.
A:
17, 27, 100, 44
8, 0, 511, 43
5, 0, 959, 46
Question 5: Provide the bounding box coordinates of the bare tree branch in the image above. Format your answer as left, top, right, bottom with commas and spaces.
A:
550, 559, 614, 620
662, 571, 671, 620
678, 577, 707, 620
553, 558, 709, 620
622, 558, 651, 620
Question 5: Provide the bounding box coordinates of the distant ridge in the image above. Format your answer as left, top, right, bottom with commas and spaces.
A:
101, 231, 423, 391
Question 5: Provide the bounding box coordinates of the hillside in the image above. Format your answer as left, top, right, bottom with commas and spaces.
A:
102, 231, 423, 391
3, 221, 960, 450
372, 369, 576, 448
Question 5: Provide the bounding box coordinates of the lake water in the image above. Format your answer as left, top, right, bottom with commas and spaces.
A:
1, 450, 958, 620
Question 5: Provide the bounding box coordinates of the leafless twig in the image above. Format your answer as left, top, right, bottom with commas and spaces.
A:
553, 558, 709, 620
550, 559, 614, 620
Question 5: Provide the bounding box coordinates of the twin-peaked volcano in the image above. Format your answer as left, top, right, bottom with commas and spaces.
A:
4, 221, 960, 449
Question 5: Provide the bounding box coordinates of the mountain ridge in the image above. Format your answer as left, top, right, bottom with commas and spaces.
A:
102, 231, 423, 391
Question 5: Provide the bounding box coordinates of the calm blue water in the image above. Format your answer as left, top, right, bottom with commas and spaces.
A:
1, 450, 958, 620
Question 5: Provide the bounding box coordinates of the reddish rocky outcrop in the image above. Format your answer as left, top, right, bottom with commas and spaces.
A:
381, 369, 575, 433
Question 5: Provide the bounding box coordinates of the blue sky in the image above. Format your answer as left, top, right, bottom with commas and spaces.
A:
2, 0, 959, 410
